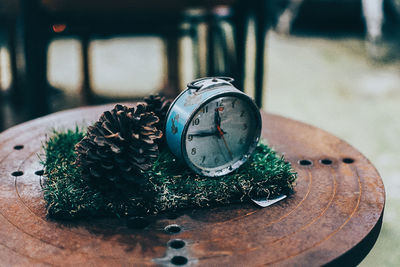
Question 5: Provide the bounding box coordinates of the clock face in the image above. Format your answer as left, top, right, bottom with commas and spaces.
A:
184, 95, 259, 175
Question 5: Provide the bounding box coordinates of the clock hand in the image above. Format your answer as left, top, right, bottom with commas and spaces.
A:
188, 131, 219, 137
214, 108, 221, 129
215, 108, 233, 160
218, 129, 233, 160
214, 107, 226, 137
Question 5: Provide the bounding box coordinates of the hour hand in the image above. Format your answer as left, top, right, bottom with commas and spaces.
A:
188, 131, 218, 137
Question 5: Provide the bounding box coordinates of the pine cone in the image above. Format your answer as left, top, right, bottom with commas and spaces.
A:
144, 94, 172, 132
75, 103, 162, 194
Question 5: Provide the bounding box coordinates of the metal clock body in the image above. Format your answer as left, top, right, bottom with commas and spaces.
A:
165, 77, 262, 177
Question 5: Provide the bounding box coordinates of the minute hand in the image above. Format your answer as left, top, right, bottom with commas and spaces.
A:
214, 108, 233, 160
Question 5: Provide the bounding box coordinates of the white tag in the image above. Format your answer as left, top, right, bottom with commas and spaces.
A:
251, 195, 287, 208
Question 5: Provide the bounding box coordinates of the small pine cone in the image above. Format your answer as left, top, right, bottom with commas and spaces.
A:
144, 94, 172, 132
144, 94, 172, 149
75, 103, 162, 194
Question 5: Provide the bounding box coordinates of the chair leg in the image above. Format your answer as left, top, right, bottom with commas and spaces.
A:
212, 18, 227, 76
206, 13, 216, 77
188, 18, 201, 79
362, 0, 384, 58
197, 21, 208, 77
7, 19, 21, 106
17, 0, 50, 119
81, 33, 92, 105
232, 2, 248, 91
164, 31, 180, 97
254, 0, 269, 108
210, 10, 234, 77
216, 17, 237, 79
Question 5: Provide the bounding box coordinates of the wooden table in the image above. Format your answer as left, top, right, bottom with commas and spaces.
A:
0, 104, 385, 266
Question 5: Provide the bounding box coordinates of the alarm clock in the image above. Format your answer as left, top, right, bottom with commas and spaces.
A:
165, 77, 262, 177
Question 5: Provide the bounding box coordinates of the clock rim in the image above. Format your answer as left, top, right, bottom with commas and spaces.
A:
180, 91, 262, 177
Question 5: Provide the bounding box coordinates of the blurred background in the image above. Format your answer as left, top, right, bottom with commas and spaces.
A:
0, 0, 399, 265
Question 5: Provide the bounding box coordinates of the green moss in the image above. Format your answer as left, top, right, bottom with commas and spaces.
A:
42, 129, 297, 219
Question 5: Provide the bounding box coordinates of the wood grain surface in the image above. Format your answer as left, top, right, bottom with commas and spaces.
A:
0, 104, 385, 266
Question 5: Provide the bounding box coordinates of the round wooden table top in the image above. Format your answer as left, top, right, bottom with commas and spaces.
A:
0, 104, 385, 266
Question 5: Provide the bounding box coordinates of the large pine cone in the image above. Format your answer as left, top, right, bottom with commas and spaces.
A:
144, 94, 172, 132
75, 103, 162, 193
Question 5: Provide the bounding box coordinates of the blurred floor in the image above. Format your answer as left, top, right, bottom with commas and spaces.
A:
265, 31, 400, 266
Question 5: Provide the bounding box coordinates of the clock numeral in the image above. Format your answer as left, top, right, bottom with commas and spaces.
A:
243, 124, 248, 130
191, 148, 196, 155
188, 135, 193, 141
202, 106, 208, 113
201, 156, 206, 163
216, 100, 224, 107
192, 118, 200, 126
232, 99, 237, 108
240, 111, 245, 117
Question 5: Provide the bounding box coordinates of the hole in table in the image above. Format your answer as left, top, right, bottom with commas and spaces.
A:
14, 145, 24, 150
165, 224, 182, 234
11, 171, 24, 177
126, 216, 150, 229
343, 158, 355, 164
299, 159, 312, 166
171, 256, 188, 265
168, 239, 185, 249
320, 159, 332, 165
35, 170, 44, 176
